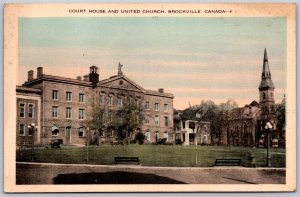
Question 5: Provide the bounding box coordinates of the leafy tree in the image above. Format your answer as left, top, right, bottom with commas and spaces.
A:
180, 99, 239, 145
85, 95, 107, 145
118, 95, 145, 143
219, 99, 239, 111
276, 103, 285, 141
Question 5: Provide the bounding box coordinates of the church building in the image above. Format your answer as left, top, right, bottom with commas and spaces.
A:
220, 49, 280, 147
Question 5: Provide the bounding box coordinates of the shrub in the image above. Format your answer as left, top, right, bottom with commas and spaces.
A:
135, 132, 145, 145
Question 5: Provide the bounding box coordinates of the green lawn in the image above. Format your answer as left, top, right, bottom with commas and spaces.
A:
16, 145, 286, 167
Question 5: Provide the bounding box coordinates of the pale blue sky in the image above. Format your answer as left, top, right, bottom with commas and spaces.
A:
18, 17, 286, 109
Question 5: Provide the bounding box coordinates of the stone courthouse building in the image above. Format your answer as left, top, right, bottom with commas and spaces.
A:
16, 64, 174, 146
219, 49, 279, 147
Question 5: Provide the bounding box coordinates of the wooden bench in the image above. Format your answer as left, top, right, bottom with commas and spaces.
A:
215, 158, 242, 166
114, 157, 140, 165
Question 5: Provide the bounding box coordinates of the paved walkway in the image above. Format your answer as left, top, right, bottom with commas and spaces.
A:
16, 162, 285, 184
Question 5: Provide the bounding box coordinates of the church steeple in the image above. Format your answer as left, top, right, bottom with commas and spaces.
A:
259, 48, 275, 90
258, 48, 276, 120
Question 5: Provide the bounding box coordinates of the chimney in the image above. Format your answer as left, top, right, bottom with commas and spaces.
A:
158, 88, 164, 93
83, 75, 89, 82
28, 70, 34, 81
37, 67, 43, 78
76, 76, 82, 81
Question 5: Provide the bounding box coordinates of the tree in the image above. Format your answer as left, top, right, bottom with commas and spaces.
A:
118, 95, 145, 143
135, 132, 145, 145
85, 95, 106, 145
276, 102, 285, 144
219, 99, 239, 111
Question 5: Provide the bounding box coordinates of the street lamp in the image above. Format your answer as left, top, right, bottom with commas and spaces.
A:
265, 121, 273, 167
27, 123, 36, 161
86, 127, 89, 163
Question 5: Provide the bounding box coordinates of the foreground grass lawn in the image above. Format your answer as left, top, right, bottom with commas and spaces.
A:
17, 145, 286, 167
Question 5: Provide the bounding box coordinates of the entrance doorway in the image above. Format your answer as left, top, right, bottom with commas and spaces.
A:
66, 126, 71, 144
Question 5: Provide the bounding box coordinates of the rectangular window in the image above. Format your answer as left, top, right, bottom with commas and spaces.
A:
19, 124, 25, 136
79, 109, 85, 120
136, 99, 140, 107
28, 103, 34, 118
145, 116, 151, 125
78, 127, 85, 137
164, 104, 169, 112
108, 95, 113, 105
145, 101, 150, 110
100, 130, 104, 137
155, 116, 160, 125
117, 98, 123, 106
52, 90, 58, 100
19, 103, 25, 118
66, 92, 72, 102
164, 116, 169, 127
155, 103, 160, 111
66, 107, 72, 119
52, 106, 58, 118
79, 93, 84, 103
99, 94, 105, 104
108, 111, 113, 122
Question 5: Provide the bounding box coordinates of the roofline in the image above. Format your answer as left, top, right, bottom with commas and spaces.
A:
145, 90, 174, 98
23, 74, 93, 87
16, 86, 42, 94
21, 74, 174, 98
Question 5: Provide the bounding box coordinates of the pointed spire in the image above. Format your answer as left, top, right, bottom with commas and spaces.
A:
259, 48, 275, 90
264, 48, 268, 61
262, 48, 271, 79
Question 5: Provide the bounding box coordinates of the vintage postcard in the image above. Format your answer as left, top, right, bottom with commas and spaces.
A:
4, 3, 296, 192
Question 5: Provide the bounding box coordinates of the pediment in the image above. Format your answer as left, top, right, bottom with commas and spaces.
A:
100, 75, 145, 92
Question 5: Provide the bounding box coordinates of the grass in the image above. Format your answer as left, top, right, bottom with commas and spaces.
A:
16, 145, 286, 167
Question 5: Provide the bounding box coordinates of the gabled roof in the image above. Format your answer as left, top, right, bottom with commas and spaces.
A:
99, 74, 146, 93
249, 100, 259, 107
99, 74, 174, 98
228, 103, 261, 121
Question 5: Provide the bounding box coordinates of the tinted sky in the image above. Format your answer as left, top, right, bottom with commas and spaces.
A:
18, 17, 286, 109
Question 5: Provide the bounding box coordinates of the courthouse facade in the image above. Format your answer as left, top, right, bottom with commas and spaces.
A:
16, 64, 174, 145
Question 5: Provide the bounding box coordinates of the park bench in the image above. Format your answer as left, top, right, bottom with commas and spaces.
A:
114, 157, 140, 165
110, 139, 124, 145
214, 158, 242, 166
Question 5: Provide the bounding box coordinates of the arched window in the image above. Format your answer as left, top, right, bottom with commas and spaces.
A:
155, 131, 159, 141
52, 125, 59, 136
271, 105, 275, 112
270, 92, 274, 100
164, 132, 168, 142
145, 131, 151, 142
262, 92, 266, 100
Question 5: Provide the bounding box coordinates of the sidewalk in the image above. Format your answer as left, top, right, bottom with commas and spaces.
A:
16, 162, 286, 184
